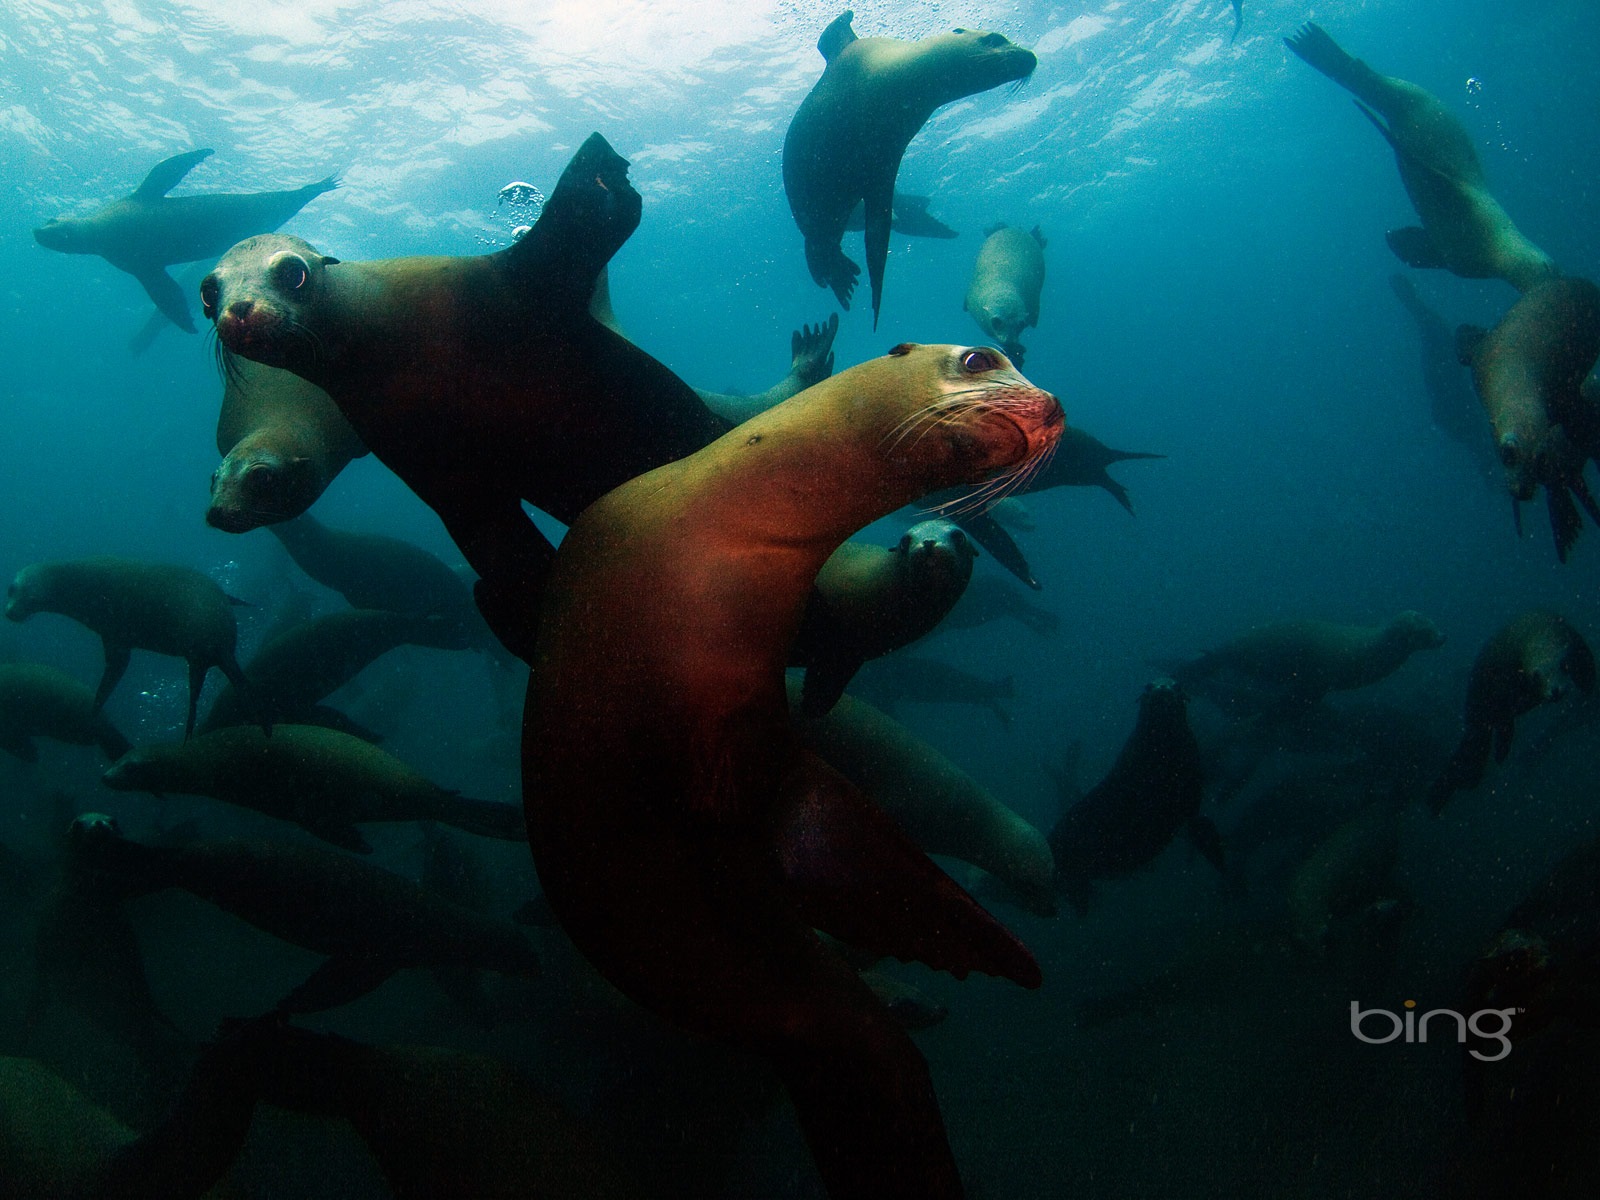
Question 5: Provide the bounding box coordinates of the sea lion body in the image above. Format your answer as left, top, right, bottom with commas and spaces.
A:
0, 663, 130, 762
793, 518, 977, 716
101, 724, 525, 851
1284, 23, 1555, 292
4, 557, 254, 738
33, 148, 337, 332
209, 353, 367, 533
940, 572, 1060, 638
963, 224, 1045, 366
850, 653, 1015, 727
71, 822, 540, 1014
1048, 680, 1221, 914
782, 12, 1036, 324
267, 514, 476, 621
1428, 611, 1595, 814
524, 343, 1059, 1198
1284, 803, 1405, 950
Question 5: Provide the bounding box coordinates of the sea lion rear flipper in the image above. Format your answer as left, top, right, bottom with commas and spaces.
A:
895, 194, 958, 239
431, 793, 528, 842
1186, 814, 1227, 875
862, 169, 896, 329
1546, 482, 1582, 563
277, 954, 398, 1014
1427, 726, 1492, 814
131, 265, 198, 333
776, 753, 1042, 988
1492, 720, 1516, 764
132, 148, 214, 199
947, 510, 1039, 589
1095, 469, 1136, 515
301, 703, 384, 744
800, 651, 864, 718
805, 238, 859, 310
1386, 226, 1447, 272
817, 11, 857, 61
95, 642, 132, 713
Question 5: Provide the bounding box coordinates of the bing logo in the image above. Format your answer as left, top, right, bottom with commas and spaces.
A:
1349, 999, 1518, 1062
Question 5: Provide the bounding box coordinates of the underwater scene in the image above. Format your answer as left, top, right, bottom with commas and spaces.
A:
2, 0, 1600, 1195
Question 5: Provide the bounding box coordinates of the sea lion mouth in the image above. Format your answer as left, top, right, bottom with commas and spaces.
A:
897, 381, 1062, 515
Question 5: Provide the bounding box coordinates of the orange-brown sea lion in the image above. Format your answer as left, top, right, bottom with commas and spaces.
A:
1284, 23, 1556, 293
0, 663, 131, 762
4, 557, 257, 738
524, 343, 1060, 1199
1428, 611, 1595, 814
782, 12, 1036, 326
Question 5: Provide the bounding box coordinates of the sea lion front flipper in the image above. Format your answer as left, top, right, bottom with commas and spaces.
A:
817, 10, 857, 61
132, 265, 198, 333
1386, 226, 1447, 272
775, 752, 1042, 988
800, 649, 865, 718
277, 954, 398, 1014
862, 167, 896, 329
95, 642, 132, 713
131, 148, 214, 199
1186, 814, 1226, 875
947, 510, 1039, 589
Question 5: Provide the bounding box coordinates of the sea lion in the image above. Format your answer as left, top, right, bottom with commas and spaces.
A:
1228, 0, 1243, 44
69, 817, 541, 1014
791, 684, 1055, 915
33, 148, 338, 332
1428, 611, 1595, 815
792, 518, 978, 716
0, 663, 131, 762
849, 653, 1015, 728
208, 351, 367, 533
1284, 23, 1556, 292
1173, 610, 1445, 715
1389, 275, 1484, 448
203, 133, 732, 660
1048, 679, 1222, 914
845, 192, 959, 239
963, 224, 1045, 367
197, 608, 472, 737
524, 343, 1059, 1198
782, 12, 1036, 325
1456, 277, 1600, 561
102, 724, 525, 851
939, 572, 1060, 638
1284, 802, 1406, 952
4, 557, 258, 738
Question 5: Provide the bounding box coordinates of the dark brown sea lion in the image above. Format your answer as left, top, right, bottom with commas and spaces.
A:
202, 133, 730, 660
1284, 23, 1555, 292
1428, 611, 1595, 815
1455, 277, 1600, 560
69, 818, 540, 1014
208, 351, 367, 533
4, 557, 258, 738
33, 148, 338, 332
0, 663, 131, 762
524, 343, 1059, 1199
792, 518, 977, 716
782, 12, 1036, 325
102, 724, 525, 851
963, 224, 1046, 366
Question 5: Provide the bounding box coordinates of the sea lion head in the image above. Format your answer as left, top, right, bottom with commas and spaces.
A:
1386, 610, 1445, 653
67, 812, 123, 844
207, 442, 318, 533
970, 294, 1030, 365
1495, 431, 1541, 502
1138, 676, 1188, 721
1521, 615, 1596, 704
1466, 927, 1553, 1024
921, 27, 1037, 102
202, 234, 341, 371
895, 519, 977, 585
3, 565, 48, 622
32, 216, 91, 254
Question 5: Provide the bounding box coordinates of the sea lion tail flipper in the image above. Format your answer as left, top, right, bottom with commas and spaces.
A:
776, 754, 1042, 988
948, 510, 1039, 589
277, 955, 398, 1014
817, 11, 857, 61
95, 642, 133, 713
1186, 814, 1227, 874
430, 793, 528, 842
1096, 470, 1136, 515
800, 651, 863, 718
1386, 226, 1446, 272
863, 172, 896, 329
1546, 482, 1582, 563
133, 266, 198, 333
302, 703, 384, 744
132, 148, 214, 199
804, 238, 859, 310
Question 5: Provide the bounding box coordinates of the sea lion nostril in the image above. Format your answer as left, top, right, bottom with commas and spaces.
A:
228, 299, 255, 319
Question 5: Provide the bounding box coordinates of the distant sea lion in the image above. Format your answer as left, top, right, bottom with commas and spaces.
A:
782, 12, 1036, 325
524, 343, 1059, 1198
963, 224, 1045, 367
1456, 277, 1600, 560
845, 192, 959, 239
208, 351, 367, 533
1018, 425, 1162, 514
4, 557, 257, 738
1284, 23, 1555, 292
792, 518, 977, 716
33, 148, 338, 332
0, 663, 131, 762
1428, 611, 1595, 814
1389, 275, 1483, 448
849, 653, 1015, 728
1048, 679, 1222, 914
939, 572, 1060, 638
1285, 803, 1406, 951
102, 724, 525, 851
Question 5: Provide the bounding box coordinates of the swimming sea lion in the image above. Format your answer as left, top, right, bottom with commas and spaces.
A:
102, 724, 525, 851
70, 818, 541, 1014
963, 224, 1045, 367
939, 572, 1060, 638
0, 663, 131, 762
524, 343, 1059, 1198
849, 653, 1015, 728
208, 352, 367, 533
1284, 23, 1556, 292
1455, 277, 1600, 561
845, 192, 959, 239
1428, 611, 1595, 815
1284, 802, 1406, 952
782, 12, 1036, 325
33, 148, 338, 332
4, 557, 258, 738
1389, 275, 1483, 448
203, 133, 731, 660
1048, 679, 1222, 914
792, 518, 977, 716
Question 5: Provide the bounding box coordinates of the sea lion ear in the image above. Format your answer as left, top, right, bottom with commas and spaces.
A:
818, 11, 857, 61
886, 343, 915, 357
321, 255, 341, 266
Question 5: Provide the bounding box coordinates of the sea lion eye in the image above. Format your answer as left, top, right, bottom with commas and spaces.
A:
961, 349, 1001, 373
274, 256, 310, 291
980, 33, 1007, 47
199, 276, 220, 319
